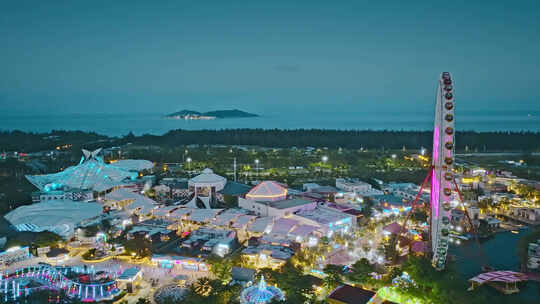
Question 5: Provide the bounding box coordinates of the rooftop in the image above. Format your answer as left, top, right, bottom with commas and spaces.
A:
246, 181, 287, 202
5, 200, 102, 237
232, 215, 257, 229
188, 209, 223, 223
247, 217, 274, 233
118, 267, 141, 281
189, 168, 227, 189
109, 159, 154, 171
269, 198, 314, 210
327, 285, 376, 304
311, 185, 339, 194
370, 194, 406, 205
213, 209, 248, 226
104, 188, 156, 215
232, 267, 256, 282
220, 181, 252, 196
270, 218, 299, 235
295, 206, 351, 226
46, 247, 69, 258
26, 148, 146, 192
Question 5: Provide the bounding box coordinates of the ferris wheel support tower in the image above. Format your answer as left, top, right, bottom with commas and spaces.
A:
430, 72, 455, 270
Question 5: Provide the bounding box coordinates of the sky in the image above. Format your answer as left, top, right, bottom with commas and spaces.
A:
1, 0, 539, 115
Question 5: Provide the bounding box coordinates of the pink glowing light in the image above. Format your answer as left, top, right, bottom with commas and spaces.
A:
431, 126, 440, 219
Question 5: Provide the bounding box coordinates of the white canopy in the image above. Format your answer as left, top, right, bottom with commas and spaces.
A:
188, 168, 227, 190
5, 200, 102, 237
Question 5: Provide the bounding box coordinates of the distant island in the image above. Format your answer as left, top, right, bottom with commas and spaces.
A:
166, 109, 258, 120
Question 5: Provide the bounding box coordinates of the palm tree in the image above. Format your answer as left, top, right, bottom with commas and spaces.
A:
193, 277, 213, 297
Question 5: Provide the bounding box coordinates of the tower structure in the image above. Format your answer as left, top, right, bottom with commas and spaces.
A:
430, 72, 455, 270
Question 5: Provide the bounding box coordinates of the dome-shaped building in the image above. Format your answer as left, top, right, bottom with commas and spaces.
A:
245, 181, 287, 202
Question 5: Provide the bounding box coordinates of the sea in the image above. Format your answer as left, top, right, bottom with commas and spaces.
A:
450, 229, 540, 302
0, 109, 539, 137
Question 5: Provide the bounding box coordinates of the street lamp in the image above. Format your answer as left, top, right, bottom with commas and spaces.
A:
186, 157, 192, 171
321, 156, 328, 176
255, 159, 260, 178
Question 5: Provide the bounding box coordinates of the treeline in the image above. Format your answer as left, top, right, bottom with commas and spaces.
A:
1, 129, 539, 152
0, 130, 110, 152
131, 129, 540, 151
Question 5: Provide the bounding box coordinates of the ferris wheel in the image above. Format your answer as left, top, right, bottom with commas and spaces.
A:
430, 72, 455, 270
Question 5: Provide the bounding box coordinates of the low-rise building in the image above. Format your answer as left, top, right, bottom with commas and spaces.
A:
0, 246, 31, 266
327, 285, 377, 304
336, 178, 372, 193
103, 188, 157, 218
370, 194, 412, 215
292, 205, 356, 238
5, 199, 103, 238
231, 266, 256, 285
480, 217, 501, 229
527, 240, 540, 270
180, 227, 236, 257
151, 254, 209, 271
513, 207, 540, 222
239, 197, 316, 217
241, 244, 294, 269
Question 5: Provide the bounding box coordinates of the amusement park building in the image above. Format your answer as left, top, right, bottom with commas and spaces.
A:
25, 148, 153, 194
327, 285, 376, 304
0, 246, 31, 266
4, 200, 103, 237
103, 188, 157, 217
335, 178, 373, 193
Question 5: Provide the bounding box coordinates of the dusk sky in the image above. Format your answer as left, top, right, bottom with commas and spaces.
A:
1, 0, 539, 115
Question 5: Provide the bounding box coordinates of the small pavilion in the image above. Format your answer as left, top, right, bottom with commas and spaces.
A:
186, 168, 227, 209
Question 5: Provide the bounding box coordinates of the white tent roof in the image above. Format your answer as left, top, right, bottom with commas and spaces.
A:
188, 168, 227, 190
25, 149, 149, 192
188, 209, 222, 223
104, 188, 156, 215
4, 200, 102, 237
247, 216, 274, 233
110, 159, 154, 171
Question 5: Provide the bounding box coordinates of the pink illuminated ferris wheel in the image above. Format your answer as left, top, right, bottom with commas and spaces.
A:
430, 72, 455, 270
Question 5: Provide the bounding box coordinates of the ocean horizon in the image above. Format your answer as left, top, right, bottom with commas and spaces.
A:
1, 109, 538, 137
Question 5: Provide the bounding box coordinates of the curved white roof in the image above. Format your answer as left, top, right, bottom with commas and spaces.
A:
25, 149, 150, 192
4, 200, 102, 237
188, 168, 227, 190
104, 188, 156, 215
246, 181, 287, 202
110, 159, 154, 171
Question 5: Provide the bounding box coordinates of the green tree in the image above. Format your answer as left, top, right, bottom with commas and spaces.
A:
206, 255, 233, 284
346, 258, 375, 286
136, 298, 150, 304
322, 264, 344, 292
192, 277, 213, 297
